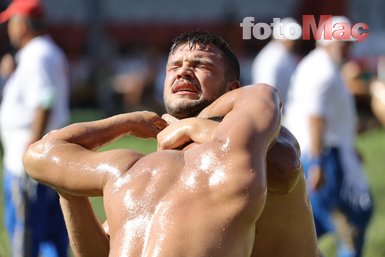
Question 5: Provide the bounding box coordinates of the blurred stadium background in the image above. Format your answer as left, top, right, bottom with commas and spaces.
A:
1, 0, 385, 256
1, 0, 385, 114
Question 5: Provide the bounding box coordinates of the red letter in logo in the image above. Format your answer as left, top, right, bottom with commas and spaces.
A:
302, 15, 332, 40
332, 22, 351, 40
351, 23, 369, 42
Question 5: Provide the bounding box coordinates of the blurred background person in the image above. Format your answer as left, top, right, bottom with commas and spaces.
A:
369, 56, 385, 128
370, 79, 385, 127
0, 53, 15, 98
251, 17, 300, 111
0, 0, 69, 256
341, 58, 380, 133
283, 16, 373, 257
108, 44, 165, 114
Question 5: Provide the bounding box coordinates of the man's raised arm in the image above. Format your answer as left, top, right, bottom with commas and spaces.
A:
200, 84, 302, 194
159, 84, 301, 193
200, 84, 281, 149
159, 84, 281, 154
22, 111, 166, 257
23, 111, 167, 196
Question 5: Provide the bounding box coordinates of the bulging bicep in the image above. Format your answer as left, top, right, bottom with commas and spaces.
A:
25, 141, 141, 197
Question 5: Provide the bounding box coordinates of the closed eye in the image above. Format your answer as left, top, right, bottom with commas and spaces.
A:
167, 61, 182, 71
193, 60, 215, 71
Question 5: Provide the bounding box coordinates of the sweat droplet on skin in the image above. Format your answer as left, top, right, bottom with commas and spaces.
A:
52, 156, 60, 164
209, 167, 226, 186
113, 175, 133, 193
94, 163, 127, 193
96, 163, 121, 177
220, 138, 231, 152
142, 201, 173, 257
183, 172, 198, 190
199, 153, 214, 171
181, 153, 212, 190
119, 215, 150, 257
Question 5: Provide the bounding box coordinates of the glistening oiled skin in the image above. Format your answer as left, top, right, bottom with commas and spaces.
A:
24, 85, 286, 257
252, 127, 319, 257
105, 144, 264, 257
24, 32, 324, 255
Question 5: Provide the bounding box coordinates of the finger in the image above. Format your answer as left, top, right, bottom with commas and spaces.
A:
157, 126, 191, 150
162, 114, 179, 125
154, 118, 168, 131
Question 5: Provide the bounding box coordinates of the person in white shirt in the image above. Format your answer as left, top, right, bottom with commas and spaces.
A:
284, 16, 373, 257
0, 1, 69, 256
251, 18, 299, 110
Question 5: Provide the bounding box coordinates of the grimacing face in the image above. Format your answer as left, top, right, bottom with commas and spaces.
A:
163, 43, 234, 119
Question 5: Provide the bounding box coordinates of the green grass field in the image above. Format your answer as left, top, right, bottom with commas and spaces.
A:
1, 109, 385, 257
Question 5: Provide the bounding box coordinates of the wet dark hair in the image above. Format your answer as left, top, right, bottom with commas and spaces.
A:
169, 30, 240, 81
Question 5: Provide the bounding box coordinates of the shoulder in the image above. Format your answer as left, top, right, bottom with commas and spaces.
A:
266, 126, 302, 194
23, 36, 64, 62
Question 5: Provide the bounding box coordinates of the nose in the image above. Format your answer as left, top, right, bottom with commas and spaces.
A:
176, 64, 194, 80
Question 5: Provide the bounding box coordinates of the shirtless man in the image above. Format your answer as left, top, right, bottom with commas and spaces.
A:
23, 31, 320, 257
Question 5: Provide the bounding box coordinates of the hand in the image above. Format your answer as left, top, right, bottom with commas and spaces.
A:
157, 117, 219, 150
162, 113, 179, 125
133, 111, 168, 139
157, 118, 194, 150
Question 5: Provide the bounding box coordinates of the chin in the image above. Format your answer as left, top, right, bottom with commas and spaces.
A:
166, 102, 205, 119
168, 108, 200, 119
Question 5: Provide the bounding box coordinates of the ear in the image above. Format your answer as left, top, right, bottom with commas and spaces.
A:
226, 80, 241, 91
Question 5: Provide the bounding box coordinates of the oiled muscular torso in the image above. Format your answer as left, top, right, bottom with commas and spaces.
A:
104, 141, 263, 257
103, 129, 320, 257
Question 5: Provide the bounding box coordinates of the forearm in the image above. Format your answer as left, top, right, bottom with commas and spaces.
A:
200, 84, 281, 148
44, 111, 162, 150
23, 111, 164, 195
199, 84, 281, 117
197, 91, 237, 119
59, 194, 109, 257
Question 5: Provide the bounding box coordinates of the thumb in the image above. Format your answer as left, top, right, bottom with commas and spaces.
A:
162, 114, 179, 125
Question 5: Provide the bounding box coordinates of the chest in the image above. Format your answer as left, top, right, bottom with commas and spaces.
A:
105, 149, 251, 221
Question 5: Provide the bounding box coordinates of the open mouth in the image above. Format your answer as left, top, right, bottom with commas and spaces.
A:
172, 81, 200, 95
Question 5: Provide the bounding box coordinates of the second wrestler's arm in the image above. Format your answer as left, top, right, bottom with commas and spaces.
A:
23, 111, 167, 196
59, 193, 109, 257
